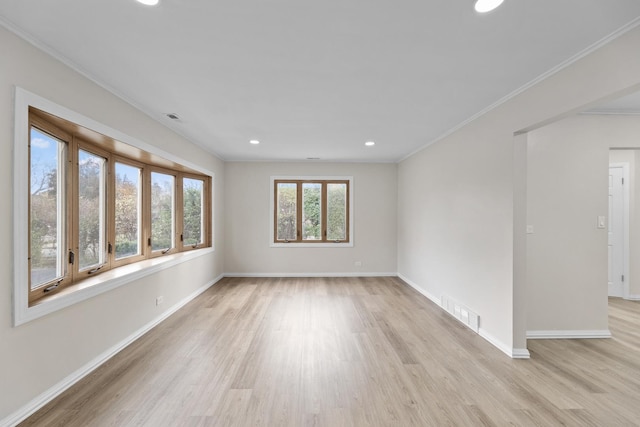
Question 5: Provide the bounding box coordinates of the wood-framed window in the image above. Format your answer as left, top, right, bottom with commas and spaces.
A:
148, 167, 178, 257
112, 157, 146, 267
180, 174, 209, 251
273, 179, 350, 244
27, 107, 212, 305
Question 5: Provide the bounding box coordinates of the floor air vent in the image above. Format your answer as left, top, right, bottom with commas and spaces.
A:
440, 295, 480, 333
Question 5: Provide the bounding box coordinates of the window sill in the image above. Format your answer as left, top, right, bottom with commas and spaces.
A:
15, 247, 214, 326
269, 242, 354, 248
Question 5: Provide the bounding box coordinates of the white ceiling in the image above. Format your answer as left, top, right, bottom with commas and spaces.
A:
2, 1, 640, 162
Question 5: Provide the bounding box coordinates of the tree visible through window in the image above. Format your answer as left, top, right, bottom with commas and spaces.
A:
302, 183, 321, 240
277, 183, 297, 241
183, 177, 204, 247
327, 183, 347, 241
274, 179, 349, 243
27, 107, 212, 304
115, 162, 142, 259
151, 172, 175, 252
78, 149, 107, 270
29, 127, 66, 289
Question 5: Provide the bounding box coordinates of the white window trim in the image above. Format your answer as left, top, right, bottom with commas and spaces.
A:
269, 175, 354, 248
13, 87, 215, 326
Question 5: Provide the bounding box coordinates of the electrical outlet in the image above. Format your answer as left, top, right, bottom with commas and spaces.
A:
354, 261, 362, 267
156, 296, 164, 306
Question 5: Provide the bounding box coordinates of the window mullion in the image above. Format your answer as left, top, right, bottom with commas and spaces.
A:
346, 181, 351, 243
296, 182, 302, 242
58, 138, 73, 284
204, 177, 211, 247
321, 181, 328, 242
273, 181, 278, 243
143, 168, 152, 259
107, 157, 115, 266
176, 174, 185, 251
70, 137, 79, 281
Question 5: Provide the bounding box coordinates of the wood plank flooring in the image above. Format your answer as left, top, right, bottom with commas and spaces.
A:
20, 277, 640, 426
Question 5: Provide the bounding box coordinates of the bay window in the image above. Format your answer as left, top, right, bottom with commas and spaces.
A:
27, 106, 211, 305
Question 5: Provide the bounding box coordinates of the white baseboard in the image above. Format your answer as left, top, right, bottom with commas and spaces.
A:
625, 294, 640, 301
511, 348, 532, 359
1, 274, 223, 427
396, 274, 528, 359
479, 328, 531, 359
396, 273, 440, 305
526, 329, 612, 339
223, 272, 397, 278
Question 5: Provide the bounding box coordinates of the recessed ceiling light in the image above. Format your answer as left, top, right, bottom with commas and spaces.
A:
474, 0, 504, 13
166, 113, 180, 120
249, 140, 260, 145
137, 0, 159, 5
365, 141, 375, 147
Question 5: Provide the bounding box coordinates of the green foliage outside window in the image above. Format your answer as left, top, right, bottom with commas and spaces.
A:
115, 166, 140, 259
275, 180, 348, 243
151, 173, 174, 251
277, 183, 297, 240
183, 179, 203, 246
302, 184, 321, 239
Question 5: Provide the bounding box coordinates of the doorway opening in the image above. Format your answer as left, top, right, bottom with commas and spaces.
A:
607, 161, 629, 298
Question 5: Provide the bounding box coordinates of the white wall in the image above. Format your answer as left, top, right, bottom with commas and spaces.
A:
224, 162, 397, 275
4, 15, 640, 425
526, 115, 610, 334
608, 118, 640, 299
0, 26, 225, 422
525, 115, 640, 335
398, 119, 515, 353
609, 149, 637, 298
610, 150, 640, 299
398, 26, 640, 356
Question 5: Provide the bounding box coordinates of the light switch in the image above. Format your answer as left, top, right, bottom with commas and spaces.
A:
597, 216, 606, 229
526, 225, 534, 234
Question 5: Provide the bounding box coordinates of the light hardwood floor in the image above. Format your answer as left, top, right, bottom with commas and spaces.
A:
20, 277, 640, 426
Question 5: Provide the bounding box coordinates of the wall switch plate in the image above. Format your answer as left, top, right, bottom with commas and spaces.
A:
597, 216, 606, 229
526, 225, 534, 234
156, 296, 164, 306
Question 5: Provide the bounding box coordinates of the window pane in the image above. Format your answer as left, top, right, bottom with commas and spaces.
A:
115, 163, 141, 259
302, 183, 321, 240
78, 150, 107, 270
276, 183, 297, 241
151, 172, 175, 251
183, 178, 204, 246
327, 183, 347, 241
30, 127, 65, 289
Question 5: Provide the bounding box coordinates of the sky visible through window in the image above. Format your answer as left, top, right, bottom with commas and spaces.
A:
30, 128, 58, 195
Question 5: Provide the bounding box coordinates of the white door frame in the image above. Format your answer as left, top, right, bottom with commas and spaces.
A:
609, 162, 630, 299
